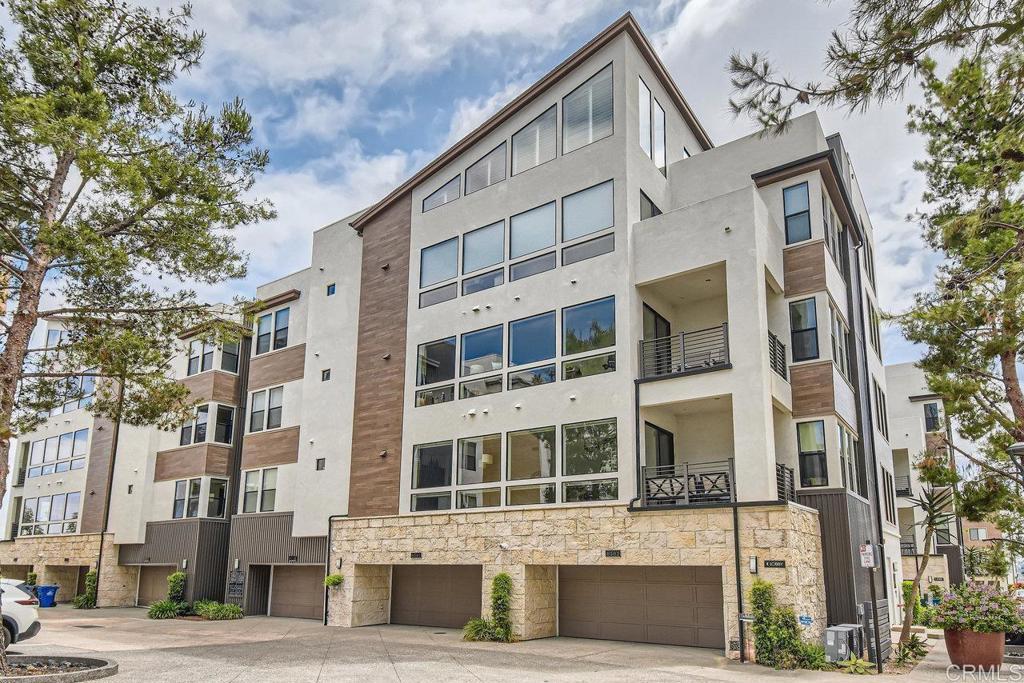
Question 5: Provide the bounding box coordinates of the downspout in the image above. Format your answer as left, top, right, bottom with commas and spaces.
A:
94, 379, 126, 601
733, 505, 746, 662
322, 513, 348, 626
630, 380, 642, 507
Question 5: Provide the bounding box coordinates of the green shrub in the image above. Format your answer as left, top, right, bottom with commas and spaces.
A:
927, 584, 944, 603
25, 572, 37, 586
147, 599, 180, 619
196, 602, 243, 620
463, 572, 514, 643
838, 656, 874, 674
903, 580, 924, 624
749, 579, 830, 670
792, 641, 833, 671
72, 570, 98, 609
323, 573, 344, 588
167, 571, 187, 603
906, 633, 929, 658
191, 599, 218, 617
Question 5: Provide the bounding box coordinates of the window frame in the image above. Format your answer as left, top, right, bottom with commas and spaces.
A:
510, 105, 557, 177
562, 63, 613, 155
783, 181, 811, 244
789, 298, 819, 362
464, 142, 507, 195
561, 179, 614, 243
797, 420, 828, 488
422, 175, 461, 213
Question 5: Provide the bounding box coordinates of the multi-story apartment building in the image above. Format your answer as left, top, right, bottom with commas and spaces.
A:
961, 519, 1016, 588
326, 13, 900, 658
885, 361, 964, 594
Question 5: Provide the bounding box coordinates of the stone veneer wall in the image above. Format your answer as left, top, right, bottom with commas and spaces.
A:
901, 553, 950, 595
328, 502, 826, 654
97, 534, 139, 607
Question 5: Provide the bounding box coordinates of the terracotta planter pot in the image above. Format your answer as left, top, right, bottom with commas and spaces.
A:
944, 629, 1005, 670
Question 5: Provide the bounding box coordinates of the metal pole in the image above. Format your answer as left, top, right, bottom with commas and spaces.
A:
867, 540, 883, 674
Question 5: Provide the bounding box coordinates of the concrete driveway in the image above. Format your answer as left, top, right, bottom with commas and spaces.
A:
12, 607, 953, 681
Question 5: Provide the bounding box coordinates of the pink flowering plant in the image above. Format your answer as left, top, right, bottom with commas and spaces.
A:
930, 584, 1024, 633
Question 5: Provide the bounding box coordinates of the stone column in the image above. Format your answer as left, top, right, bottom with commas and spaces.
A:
96, 533, 139, 607
523, 565, 557, 639
330, 563, 390, 627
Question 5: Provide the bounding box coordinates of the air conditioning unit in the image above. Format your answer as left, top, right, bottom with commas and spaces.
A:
837, 623, 864, 659
824, 626, 857, 663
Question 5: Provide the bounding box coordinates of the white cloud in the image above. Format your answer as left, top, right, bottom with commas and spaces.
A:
654, 0, 750, 48
275, 88, 364, 143
444, 78, 532, 146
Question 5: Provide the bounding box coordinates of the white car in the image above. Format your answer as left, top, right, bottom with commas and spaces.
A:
0, 579, 40, 648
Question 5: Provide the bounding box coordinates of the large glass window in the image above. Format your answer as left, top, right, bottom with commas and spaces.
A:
208, 479, 227, 518
789, 298, 819, 361
416, 337, 456, 386
797, 421, 827, 487
249, 387, 283, 432
461, 325, 503, 376
27, 428, 88, 479
783, 182, 811, 244
19, 492, 80, 536
509, 312, 555, 367
422, 175, 460, 212
510, 202, 555, 259
507, 427, 555, 480
563, 296, 615, 355
412, 441, 453, 489
563, 418, 617, 475
511, 106, 556, 176
924, 403, 941, 432
465, 143, 506, 194
462, 221, 504, 274
420, 237, 458, 288
563, 65, 613, 154
562, 180, 613, 242
458, 434, 501, 485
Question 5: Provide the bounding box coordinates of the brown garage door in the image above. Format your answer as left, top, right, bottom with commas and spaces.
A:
269, 565, 324, 620
391, 565, 482, 629
137, 566, 176, 606
559, 565, 725, 648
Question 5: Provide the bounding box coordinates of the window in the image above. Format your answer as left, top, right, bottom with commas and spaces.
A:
416, 337, 456, 386
881, 469, 896, 525
867, 299, 882, 357
564, 479, 618, 502
48, 373, 96, 415
873, 379, 890, 439
653, 99, 666, 175
242, 470, 259, 513
412, 493, 451, 511
172, 478, 201, 519
321, 369, 331, 382
266, 387, 283, 429
830, 305, 850, 378
249, 387, 283, 432
509, 252, 556, 281
563, 64, 613, 154
563, 352, 615, 380
255, 308, 289, 354
562, 233, 614, 265
460, 375, 502, 399
563, 296, 615, 355
45, 328, 69, 348
422, 175, 460, 212
462, 268, 503, 295
221, 341, 239, 373
640, 191, 662, 220
458, 434, 500, 485
420, 282, 458, 308
969, 527, 988, 541
789, 298, 818, 362
457, 489, 501, 509
26, 429, 88, 478
839, 423, 863, 497
509, 312, 555, 367
783, 182, 811, 244
510, 202, 555, 259
797, 421, 827, 487
512, 106, 556, 176
507, 427, 555, 480
507, 483, 556, 505
326, 283, 336, 296
238, 468, 277, 513
214, 405, 234, 444
173, 481, 186, 518
562, 418, 617, 476
639, 77, 652, 157
562, 180, 613, 242
508, 365, 556, 390
260, 468, 277, 511
924, 403, 941, 432
208, 479, 227, 518
420, 237, 458, 288
465, 143, 506, 194
461, 325, 503, 377
249, 391, 266, 432
179, 405, 209, 446
864, 237, 877, 290
19, 492, 80, 536
416, 385, 454, 407
822, 195, 844, 269
638, 78, 667, 174
463, 221, 504, 274
412, 441, 453, 489
315, 458, 326, 471
187, 341, 214, 376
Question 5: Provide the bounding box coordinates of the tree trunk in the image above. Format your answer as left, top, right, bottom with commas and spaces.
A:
899, 528, 934, 645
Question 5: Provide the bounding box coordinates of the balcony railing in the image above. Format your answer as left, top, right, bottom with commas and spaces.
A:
768, 331, 787, 380
776, 463, 796, 502
901, 539, 917, 556
638, 323, 730, 380
895, 474, 912, 497
640, 459, 735, 506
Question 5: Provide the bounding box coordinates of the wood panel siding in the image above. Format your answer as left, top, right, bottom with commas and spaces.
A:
248, 343, 306, 390
790, 361, 836, 417
783, 241, 827, 297
118, 518, 231, 602
79, 415, 116, 533
252, 289, 300, 313
348, 194, 412, 518
240, 426, 300, 469
180, 370, 238, 404
154, 443, 232, 481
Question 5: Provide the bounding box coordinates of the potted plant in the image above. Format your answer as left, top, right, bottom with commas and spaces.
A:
931, 584, 1023, 670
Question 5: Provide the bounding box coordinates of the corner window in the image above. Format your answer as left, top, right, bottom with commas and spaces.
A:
511, 106, 556, 176
563, 64, 613, 154
789, 298, 818, 362
208, 479, 227, 518
638, 77, 666, 174
797, 421, 827, 487
509, 311, 555, 367
179, 405, 209, 446
416, 337, 456, 386
562, 180, 613, 242
562, 418, 617, 476
783, 182, 811, 244
563, 296, 615, 355
422, 175, 460, 212
465, 143, 506, 195
458, 434, 501, 485
420, 237, 458, 288
462, 221, 504, 275
507, 427, 555, 480
412, 441, 453, 489
510, 202, 555, 259
461, 325, 503, 377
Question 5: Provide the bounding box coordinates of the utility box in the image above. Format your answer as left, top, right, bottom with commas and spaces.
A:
824, 626, 856, 663
837, 623, 864, 658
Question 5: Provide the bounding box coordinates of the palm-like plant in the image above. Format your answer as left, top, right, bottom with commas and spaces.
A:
900, 486, 955, 644
964, 547, 983, 578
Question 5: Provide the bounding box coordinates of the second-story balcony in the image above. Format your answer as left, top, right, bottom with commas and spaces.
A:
640, 459, 736, 506
639, 324, 730, 379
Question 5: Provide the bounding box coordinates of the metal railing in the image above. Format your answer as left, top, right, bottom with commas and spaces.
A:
640, 459, 735, 506
768, 331, 787, 380
900, 539, 917, 556
776, 463, 796, 502
638, 323, 730, 379
895, 474, 912, 497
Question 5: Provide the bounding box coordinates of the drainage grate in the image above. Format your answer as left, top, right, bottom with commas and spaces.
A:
433, 631, 448, 635
70, 625, 103, 629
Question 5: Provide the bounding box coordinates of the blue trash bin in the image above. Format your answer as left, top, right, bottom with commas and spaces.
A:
36, 585, 58, 608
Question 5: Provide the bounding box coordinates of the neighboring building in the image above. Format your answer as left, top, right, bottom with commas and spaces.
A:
884, 362, 964, 598
327, 13, 898, 659
962, 519, 1016, 588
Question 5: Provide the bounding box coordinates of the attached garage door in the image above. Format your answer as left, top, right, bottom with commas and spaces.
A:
559, 565, 725, 648
391, 565, 482, 629
137, 566, 175, 606
269, 565, 324, 620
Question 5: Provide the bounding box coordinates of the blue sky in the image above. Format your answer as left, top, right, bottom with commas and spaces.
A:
4, 0, 943, 364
